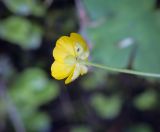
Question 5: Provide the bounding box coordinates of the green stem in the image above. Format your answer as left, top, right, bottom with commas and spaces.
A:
84, 61, 160, 78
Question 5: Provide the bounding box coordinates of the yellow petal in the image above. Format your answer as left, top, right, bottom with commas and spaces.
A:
70, 33, 89, 51
53, 46, 69, 63
51, 61, 74, 80
53, 36, 75, 62
71, 63, 81, 80
65, 66, 75, 84
65, 63, 81, 84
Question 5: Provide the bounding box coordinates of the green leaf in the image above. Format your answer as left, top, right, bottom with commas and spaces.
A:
91, 94, 122, 119
87, 19, 134, 68
83, 0, 160, 75
83, 0, 154, 20
0, 16, 43, 49
26, 112, 50, 132
8, 68, 59, 131
3, 0, 46, 16
133, 90, 157, 110
9, 67, 59, 111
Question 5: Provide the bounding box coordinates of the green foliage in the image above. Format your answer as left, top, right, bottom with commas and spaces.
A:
9, 68, 59, 131
0, 0, 160, 131
83, 0, 160, 74
9, 68, 59, 110
3, 0, 46, 16
91, 94, 122, 119
83, 0, 154, 21
133, 90, 158, 110
26, 112, 50, 132
0, 16, 43, 49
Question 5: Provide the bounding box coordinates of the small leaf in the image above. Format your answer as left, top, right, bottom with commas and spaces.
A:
3, 0, 46, 16
133, 90, 157, 110
0, 16, 43, 49
91, 94, 122, 119
26, 112, 50, 132
9, 68, 59, 110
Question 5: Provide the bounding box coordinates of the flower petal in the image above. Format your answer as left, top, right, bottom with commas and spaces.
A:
80, 65, 88, 75
65, 64, 81, 84
65, 66, 75, 84
51, 61, 74, 80
70, 33, 89, 51
53, 46, 69, 63
71, 63, 81, 80
53, 36, 75, 62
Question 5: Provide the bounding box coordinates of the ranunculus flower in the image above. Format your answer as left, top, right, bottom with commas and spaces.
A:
51, 33, 89, 84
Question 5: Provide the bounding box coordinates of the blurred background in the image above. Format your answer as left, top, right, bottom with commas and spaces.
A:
0, 0, 160, 132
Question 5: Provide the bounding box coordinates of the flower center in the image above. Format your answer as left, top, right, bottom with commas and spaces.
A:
64, 43, 89, 65
75, 42, 89, 60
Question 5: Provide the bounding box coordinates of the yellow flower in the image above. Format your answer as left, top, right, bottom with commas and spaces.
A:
51, 33, 89, 84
